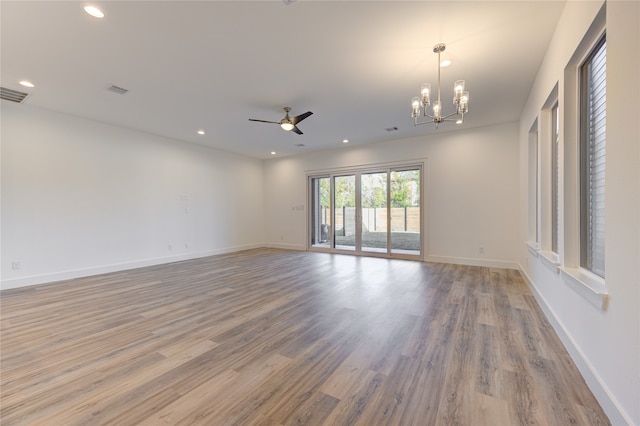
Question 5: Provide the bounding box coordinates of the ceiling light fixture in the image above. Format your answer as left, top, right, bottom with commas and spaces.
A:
342, 139, 349, 144
411, 43, 469, 128
280, 122, 294, 131
84, 5, 104, 18
19, 80, 35, 88
197, 130, 205, 135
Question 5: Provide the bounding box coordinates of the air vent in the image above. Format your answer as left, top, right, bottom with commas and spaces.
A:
295, 143, 305, 147
106, 84, 129, 95
385, 126, 399, 132
1, 87, 30, 103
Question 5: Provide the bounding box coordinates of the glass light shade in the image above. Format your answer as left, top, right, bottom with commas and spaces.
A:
459, 91, 469, 113
280, 122, 294, 131
411, 97, 421, 117
453, 80, 465, 103
432, 100, 441, 118
420, 83, 431, 105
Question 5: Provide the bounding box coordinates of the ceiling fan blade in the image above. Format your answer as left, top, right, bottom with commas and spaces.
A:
291, 111, 313, 125
291, 126, 303, 135
248, 119, 280, 124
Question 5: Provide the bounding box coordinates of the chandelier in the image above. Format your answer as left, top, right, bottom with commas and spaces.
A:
411, 43, 469, 128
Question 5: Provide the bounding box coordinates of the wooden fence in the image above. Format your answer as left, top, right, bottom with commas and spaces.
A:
321, 207, 419, 235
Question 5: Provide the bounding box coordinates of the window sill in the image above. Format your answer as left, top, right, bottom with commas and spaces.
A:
560, 267, 609, 311
525, 241, 540, 257
538, 251, 560, 274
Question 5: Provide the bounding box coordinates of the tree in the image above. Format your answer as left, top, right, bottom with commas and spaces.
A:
334, 176, 355, 207
361, 173, 387, 208
319, 178, 330, 208
391, 170, 420, 207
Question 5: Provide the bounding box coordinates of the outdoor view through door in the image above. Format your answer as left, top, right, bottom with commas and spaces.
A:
309, 166, 421, 259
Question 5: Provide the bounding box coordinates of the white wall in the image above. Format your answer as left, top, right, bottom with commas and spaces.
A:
518, 1, 640, 424
1, 103, 265, 289
263, 122, 519, 269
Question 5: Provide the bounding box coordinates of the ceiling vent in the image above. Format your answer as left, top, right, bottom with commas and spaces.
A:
106, 84, 129, 95
1, 87, 30, 103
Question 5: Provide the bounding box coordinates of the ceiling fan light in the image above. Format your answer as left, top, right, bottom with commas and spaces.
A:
280, 122, 294, 131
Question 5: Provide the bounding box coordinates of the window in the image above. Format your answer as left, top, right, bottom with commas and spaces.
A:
527, 120, 539, 246
580, 35, 606, 277
551, 103, 560, 254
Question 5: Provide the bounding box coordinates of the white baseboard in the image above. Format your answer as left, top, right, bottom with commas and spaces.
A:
0, 243, 264, 291
265, 243, 306, 251
425, 254, 518, 270
518, 265, 631, 426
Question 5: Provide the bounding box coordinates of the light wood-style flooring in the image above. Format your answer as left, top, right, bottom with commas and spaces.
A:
1, 248, 610, 425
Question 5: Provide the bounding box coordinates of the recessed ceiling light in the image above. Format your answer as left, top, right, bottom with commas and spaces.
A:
197, 130, 205, 135
19, 80, 34, 88
342, 139, 349, 144
440, 59, 452, 68
270, 151, 277, 155
84, 5, 104, 18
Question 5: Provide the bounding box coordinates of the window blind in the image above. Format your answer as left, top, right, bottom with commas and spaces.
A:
581, 38, 606, 277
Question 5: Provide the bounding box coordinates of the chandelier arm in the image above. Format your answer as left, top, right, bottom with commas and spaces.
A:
440, 111, 461, 120
413, 117, 437, 126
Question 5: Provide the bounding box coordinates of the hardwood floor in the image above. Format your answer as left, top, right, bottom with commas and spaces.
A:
0, 248, 610, 425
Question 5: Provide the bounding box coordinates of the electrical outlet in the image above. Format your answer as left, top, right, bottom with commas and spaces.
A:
184, 243, 190, 249
479, 247, 485, 254
168, 244, 173, 251
11, 261, 21, 270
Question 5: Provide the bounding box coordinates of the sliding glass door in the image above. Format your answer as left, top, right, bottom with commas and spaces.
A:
361, 172, 388, 253
310, 177, 330, 248
390, 169, 421, 256
333, 175, 356, 251
308, 164, 422, 259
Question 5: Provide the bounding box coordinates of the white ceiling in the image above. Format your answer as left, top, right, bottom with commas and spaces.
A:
1, 1, 565, 159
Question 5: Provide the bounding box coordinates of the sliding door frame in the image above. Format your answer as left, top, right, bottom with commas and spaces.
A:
307, 160, 425, 261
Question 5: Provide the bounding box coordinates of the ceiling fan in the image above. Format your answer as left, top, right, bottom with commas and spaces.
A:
249, 107, 313, 135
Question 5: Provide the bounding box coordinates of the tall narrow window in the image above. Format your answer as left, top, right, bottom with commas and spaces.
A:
580, 36, 606, 277
551, 103, 559, 254
528, 120, 539, 245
